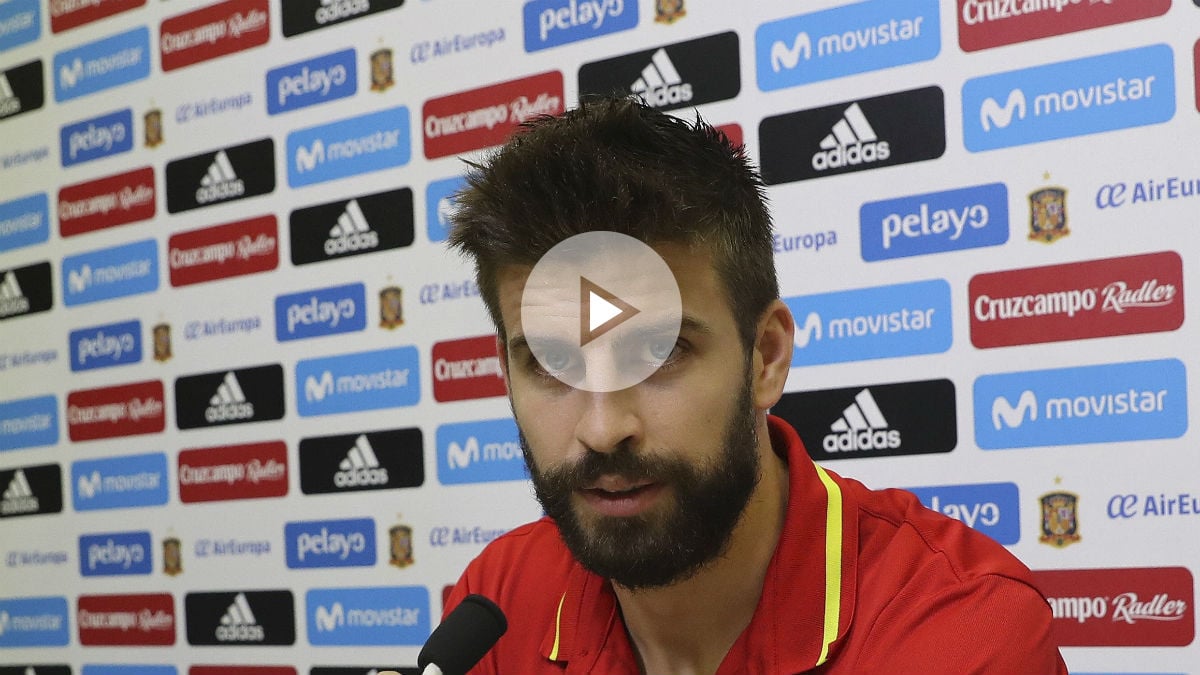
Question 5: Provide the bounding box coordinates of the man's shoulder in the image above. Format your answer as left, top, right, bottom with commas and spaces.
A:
463, 516, 575, 593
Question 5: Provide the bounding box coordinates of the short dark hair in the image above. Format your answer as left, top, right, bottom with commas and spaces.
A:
448, 95, 778, 349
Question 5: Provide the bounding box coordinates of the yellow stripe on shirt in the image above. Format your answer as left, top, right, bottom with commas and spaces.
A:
813, 464, 844, 667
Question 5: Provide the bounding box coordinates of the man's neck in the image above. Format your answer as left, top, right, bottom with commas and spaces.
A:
613, 416, 790, 675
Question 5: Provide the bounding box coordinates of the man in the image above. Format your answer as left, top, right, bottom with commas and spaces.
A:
438, 96, 1068, 674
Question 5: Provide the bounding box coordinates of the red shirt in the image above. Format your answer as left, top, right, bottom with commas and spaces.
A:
445, 416, 1068, 674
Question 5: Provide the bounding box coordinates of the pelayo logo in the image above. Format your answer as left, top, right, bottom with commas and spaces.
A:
285, 518, 375, 568
71, 452, 168, 511
79, 530, 153, 576
785, 278, 952, 366
78, 593, 174, 645
296, 346, 420, 416
756, 0, 939, 91
1034, 566, 1194, 646
60, 108, 133, 167
0, 596, 69, 647
523, 0, 637, 52
958, 0, 1170, 52
275, 282, 366, 342
306, 586, 429, 645
975, 358, 1187, 450
963, 44, 1175, 152
860, 183, 1008, 261
579, 32, 739, 113
437, 418, 525, 485
905, 482, 1019, 545
62, 238, 158, 306
185, 590, 295, 645
166, 138, 275, 214
52, 26, 149, 102
290, 188, 414, 265
0, 59, 44, 122
287, 106, 411, 187
267, 48, 356, 115
69, 319, 142, 372
0, 395, 58, 452
299, 427, 424, 495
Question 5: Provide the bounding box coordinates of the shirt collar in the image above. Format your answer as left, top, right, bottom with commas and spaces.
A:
540, 415, 858, 673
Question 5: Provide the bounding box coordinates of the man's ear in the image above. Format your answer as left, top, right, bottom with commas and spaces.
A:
751, 299, 795, 411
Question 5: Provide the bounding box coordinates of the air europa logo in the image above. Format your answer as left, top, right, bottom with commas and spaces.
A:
772, 379, 956, 461
860, 183, 1008, 261
0, 0, 41, 53
62, 238, 158, 307
290, 188, 414, 265
0, 60, 44, 122
168, 215, 279, 287
160, 0, 269, 72
756, 0, 939, 91
60, 108, 133, 167
0, 262, 52, 322
287, 105, 411, 187
66, 380, 165, 441
0, 395, 58, 451
306, 586, 429, 645
166, 138, 275, 214
51, 0, 145, 33
423, 71, 563, 159
760, 86, 945, 185
523, 0, 637, 52
267, 48, 356, 115
178, 441, 288, 503
53, 27, 150, 102
785, 278, 952, 366
579, 32, 739, 113
281, 0, 404, 38
274, 282, 366, 341
0, 193, 49, 254
69, 319, 142, 372
71, 452, 169, 511
1034, 566, 1194, 646
432, 335, 506, 402
437, 418, 525, 485
970, 251, 1183, 348
58, 167, 155, 237
905, 482, 1020, 545
958, 0, 1169, 52
975, 358, 1187, 450
297, 346, 420, 416
299, 427, 425, 494
963, 44, 1174, 152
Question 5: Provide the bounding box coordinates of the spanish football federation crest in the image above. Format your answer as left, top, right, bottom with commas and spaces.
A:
153, 323, 172, 362
144, 108, 163, 148
371, 48, 394, 92
380, 286, 404, 329
655, 0, 686, 23
1028, 187, 1068, 243
389, 523, 414, 568
162, 535, 182, 576
1039, 491, 1080, 548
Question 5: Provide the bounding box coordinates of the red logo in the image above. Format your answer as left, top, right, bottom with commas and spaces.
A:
423, 71, 564, 159
78, 593, 175, 646
190, 669, 296, 675
432, 335, 507, 402
1034, 566, 1194, 646
715, 123, 743, 150
58, 167, 156, 237
51, 0, 146, 33
178, 441, 288, 503
160, 0, 270, 72
957, 0, 1169, 52
969, 251, 1183, 348
168, 215, 278, 287
67, 380, 166, 442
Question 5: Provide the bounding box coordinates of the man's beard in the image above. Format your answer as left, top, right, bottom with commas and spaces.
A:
522, 382, 760, 590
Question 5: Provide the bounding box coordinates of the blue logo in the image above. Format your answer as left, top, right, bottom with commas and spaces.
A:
0, 0, 41, 53
306, 586, 430, 645
437, 418, 526, 485
0, 193, 50, 253
83, 668, 177, 675
79, 530, 153, 576
69, 319, 142, 372
523, 0, 637, 52
860, 183, 1008, 261
785, 279, 952, 366
267, 48, 357, 115
296, 346, 421, 416
275, 283, 366, 342
975, 359, 1187, 450
53, 26, 151, 102
425, 176, 466, 243
60, 108, 134, 167
0, 394, 58, 452
285, 518, 376, 569
906, 482, 1019, 545
963, 44, 1175, 152
62, 238, 158, 307
0, 596, 69, 647
286, 105, 411, 188
71, 452, 169, 511
756, 0, 939, 92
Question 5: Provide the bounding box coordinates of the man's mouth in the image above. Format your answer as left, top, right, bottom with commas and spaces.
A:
579, 477, 663, 517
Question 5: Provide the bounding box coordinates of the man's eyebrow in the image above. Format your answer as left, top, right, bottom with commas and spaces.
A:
507, 334, 529, 355
508, 315, 713, 353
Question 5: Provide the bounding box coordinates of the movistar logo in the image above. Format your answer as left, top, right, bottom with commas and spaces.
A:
980, 89, 1026, 131
992, 390, 1037, 429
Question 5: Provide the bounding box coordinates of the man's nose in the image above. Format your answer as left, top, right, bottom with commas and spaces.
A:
573, 389, 641, 455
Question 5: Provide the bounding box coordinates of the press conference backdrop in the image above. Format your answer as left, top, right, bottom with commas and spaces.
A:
0, 0, 1198, 672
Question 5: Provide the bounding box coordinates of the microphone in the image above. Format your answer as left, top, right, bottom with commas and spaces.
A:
417, 594, 508, 675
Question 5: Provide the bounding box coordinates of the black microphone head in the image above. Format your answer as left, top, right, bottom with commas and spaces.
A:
418, 594, 508, 675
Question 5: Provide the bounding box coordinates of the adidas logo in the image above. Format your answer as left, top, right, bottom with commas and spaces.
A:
0, 73, 21, 117
195, 150, 246, 204
0, 271, 31, 317
215, 592, 265, 642
811, 102, 890, 171
324, 199, 379, 256
205, 372, 255, 423
821, 389, 900, 452
630, 48, 692, 108
334, 434, 389, 487
1, 469, 39, 515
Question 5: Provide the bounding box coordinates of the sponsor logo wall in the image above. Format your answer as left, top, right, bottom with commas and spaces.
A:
0, 1, 1197, 671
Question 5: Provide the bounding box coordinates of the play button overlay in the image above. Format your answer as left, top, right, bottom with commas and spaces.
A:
522, 232, 682, 392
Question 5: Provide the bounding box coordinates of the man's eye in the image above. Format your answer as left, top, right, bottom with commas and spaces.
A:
541, 348, 573, 373
647, 337, 677, 362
